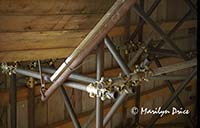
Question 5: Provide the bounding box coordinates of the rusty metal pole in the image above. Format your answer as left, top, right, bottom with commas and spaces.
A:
122, 8, 131, 127
9, 74, 17, 128
42, 0, 138, 101
96, 43, 104, 128
28, 77, 35, 128
133, 0, 144, 126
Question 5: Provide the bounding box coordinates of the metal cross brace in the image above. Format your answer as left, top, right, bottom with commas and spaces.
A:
130, 0, 161, 41
146, 67, 197, 128
152, 56, 195, 127
156, 9, 192, 49
184, 0, 197, 15
132, 3, 188, 60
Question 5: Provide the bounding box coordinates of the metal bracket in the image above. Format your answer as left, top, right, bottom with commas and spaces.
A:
86, 61, 152, 101
1, 63, 17, 75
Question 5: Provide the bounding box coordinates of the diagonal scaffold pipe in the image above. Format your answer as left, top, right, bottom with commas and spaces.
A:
41, 0, 138, 101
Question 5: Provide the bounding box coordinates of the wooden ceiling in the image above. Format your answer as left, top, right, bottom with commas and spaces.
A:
0, 0, 115, 62
0, 0, 197, 62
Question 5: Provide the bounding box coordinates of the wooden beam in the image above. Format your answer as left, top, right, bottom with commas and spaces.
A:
0, 30, 87, 51
0, 15, 103, 32
0, 20, 196, 62
0, 48, 76, 62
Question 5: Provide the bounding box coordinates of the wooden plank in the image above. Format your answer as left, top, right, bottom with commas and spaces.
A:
0, 20, 196, 62
166, 0, 188, 21
47, 90, 65, 125
16, 100, 28, 128
0, 106, 7, 128
0, 14, 102, 32
0, 0, 115, 15
0, 30, 87, 51
34, 97, 48, 127
0, 48, 75, 62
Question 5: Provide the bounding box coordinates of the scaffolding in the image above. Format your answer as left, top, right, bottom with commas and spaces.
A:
3, 0, 197, 127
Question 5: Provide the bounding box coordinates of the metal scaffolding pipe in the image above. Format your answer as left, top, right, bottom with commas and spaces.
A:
83, 110, 96, 128
148, 48, 180, 57
150, 75, 188, 81
104, 35, 131, 75
153, 58, 197, 76
103, 93, 127, 127
134, 0, 144, 125
184, 0, 197, 15
146, 68, 197, 127
153, 57, 194, 127
96, 43, 104, 128
128, 33, 153, 67
130, 0, 161, 41
28, 77, 35, 128
9, 74, 17, 128
16, 68, 87, 91
103, 36, 132, 127
132, 4, 187, 59
63, 82, 87, 92
156, 10, 192, 49
60, 85, 81, 128
43, 0, 138, 101
42, 67, 96, 83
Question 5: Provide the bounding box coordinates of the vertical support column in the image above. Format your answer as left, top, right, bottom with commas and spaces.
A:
134, 85, 141, 126
122, 9, 131, 127
28, 77, 35, 128
96, 43, 104, 128
134, 0, 144, 126
138, 0, 144, 43
9, 74, 17, 128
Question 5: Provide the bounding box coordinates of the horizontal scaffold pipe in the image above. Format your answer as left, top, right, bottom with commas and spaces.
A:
16, 68, 120, 100
42, 67, 96, 83
16, 68, 87, 91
